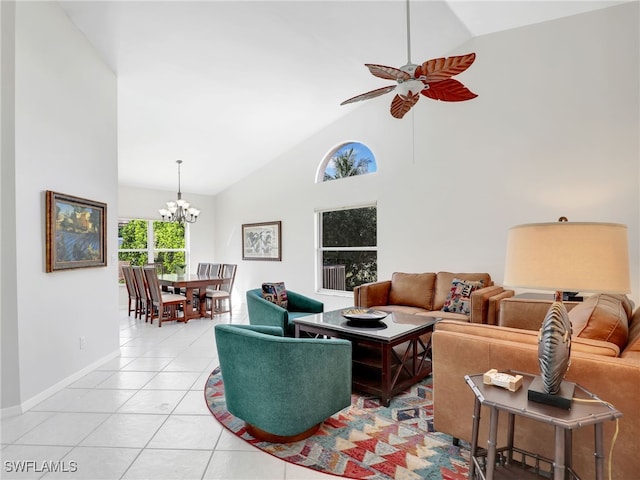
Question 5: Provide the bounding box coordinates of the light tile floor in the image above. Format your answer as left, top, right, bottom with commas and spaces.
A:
1, 306, 336, 480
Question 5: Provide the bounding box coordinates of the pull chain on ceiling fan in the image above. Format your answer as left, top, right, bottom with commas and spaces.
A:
341, 0, 477, 119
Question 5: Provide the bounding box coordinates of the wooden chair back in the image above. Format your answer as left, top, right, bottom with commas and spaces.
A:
121, 265, 138, 317
220, 264, 237, 293
122, 266, 137, 299
132, 267, 148, 301
132, 266, 151, 321
197, 263, 209, 276
143, 267, 163, 305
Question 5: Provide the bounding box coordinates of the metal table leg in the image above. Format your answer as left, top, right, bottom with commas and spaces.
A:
554, 426, 566, 480
486, 407, 499, 480
594, 423, 604, 480
469, 397, 481, 479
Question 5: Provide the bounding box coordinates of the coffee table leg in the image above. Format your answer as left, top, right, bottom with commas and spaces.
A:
381, 344, 391, 406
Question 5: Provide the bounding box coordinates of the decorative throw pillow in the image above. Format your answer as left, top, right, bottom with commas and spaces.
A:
568, 294, 629, 350
261, 282, 288, 309
442, 278, 485, 315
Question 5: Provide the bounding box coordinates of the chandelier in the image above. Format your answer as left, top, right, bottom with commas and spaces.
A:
158, 160, 200, 224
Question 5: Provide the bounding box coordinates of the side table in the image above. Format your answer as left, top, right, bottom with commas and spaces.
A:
464, 371, 622, 480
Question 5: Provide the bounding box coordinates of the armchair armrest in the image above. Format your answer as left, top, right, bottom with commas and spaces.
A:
246, 289, 289, 332
287, 290, 323, 313
226, 324, 284, 337
354, 280, 392, 308
469, 286, 514, 324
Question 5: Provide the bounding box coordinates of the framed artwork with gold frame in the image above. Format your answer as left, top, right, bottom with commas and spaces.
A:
46, 190, 107, 272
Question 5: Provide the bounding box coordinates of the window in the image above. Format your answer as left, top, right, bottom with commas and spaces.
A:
318, 205, 377, 292
118, 219, 186, 274
319, 142, 377, 182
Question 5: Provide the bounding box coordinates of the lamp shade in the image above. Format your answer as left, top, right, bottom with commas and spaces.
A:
504, 222, 630, 294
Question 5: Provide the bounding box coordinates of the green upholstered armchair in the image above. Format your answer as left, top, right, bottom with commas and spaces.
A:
246, 288, 324, 336
214, 324, 352, 442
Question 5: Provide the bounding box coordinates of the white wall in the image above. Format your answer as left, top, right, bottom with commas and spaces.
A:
213, 3, 639, 312
1, 0, 21, 411
1, 1, 119, 413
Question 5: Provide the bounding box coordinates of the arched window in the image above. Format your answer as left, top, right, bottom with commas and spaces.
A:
318, 142, 377, 183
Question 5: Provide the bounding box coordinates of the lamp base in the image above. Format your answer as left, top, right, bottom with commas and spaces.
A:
527, 376, 575, 410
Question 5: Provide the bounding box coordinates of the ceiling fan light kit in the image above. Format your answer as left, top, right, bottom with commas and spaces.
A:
341, 0, 477, 118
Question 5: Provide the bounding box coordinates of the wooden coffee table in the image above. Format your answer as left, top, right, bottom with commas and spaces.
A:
294, 309, 440, 406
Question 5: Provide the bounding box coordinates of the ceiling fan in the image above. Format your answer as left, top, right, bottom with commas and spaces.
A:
340, 0, 477, 119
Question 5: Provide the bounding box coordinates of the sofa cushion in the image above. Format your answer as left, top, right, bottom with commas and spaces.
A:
262, 282, 288, 309
568, 294, 629, 350
442, 278, 485, 315
434, 272, 491, 310
388, 272, 436, 310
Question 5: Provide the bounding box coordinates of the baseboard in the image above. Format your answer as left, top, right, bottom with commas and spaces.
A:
0, 349, 121, 419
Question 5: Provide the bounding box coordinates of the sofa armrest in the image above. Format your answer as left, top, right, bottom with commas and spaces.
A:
469, 286, 514, 324
486, 289, 516, 325
354, 280, 392, 308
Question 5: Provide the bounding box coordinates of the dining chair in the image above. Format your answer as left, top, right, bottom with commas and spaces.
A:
143, 267, 188, 327
132, 266, 151, 321
206, 263, 237, 318
121, 265, 139, 318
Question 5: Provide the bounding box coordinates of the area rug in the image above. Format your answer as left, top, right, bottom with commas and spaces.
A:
204, 368, 470, 480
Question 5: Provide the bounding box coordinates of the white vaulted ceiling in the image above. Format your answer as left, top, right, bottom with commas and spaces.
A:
58, 0, 628, 195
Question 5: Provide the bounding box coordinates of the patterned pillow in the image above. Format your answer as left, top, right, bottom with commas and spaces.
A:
261, 282, 288, 309
442, 278, 485, 315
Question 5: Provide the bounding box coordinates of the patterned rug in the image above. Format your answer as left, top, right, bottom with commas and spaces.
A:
204, 368, 470, 479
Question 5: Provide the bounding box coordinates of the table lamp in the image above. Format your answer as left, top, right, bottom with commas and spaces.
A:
503, 219, 630, 409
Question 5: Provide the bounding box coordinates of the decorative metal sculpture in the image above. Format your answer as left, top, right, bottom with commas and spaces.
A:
537, 301, 572, 394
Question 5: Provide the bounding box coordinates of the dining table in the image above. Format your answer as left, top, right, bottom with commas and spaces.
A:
158, 273, 226, 320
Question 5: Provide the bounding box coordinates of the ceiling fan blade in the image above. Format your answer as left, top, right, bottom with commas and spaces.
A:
390, 91, 420, 119
416, 53, 476, 83
421, 78, 478, 102
365, 64, 412, 81
340, 85, 397, 105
